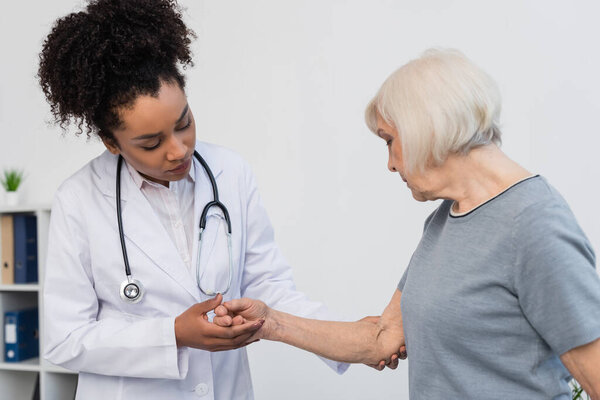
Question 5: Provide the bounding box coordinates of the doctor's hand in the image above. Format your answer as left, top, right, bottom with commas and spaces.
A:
174, 294, 264, 351
359, 316, 406, 371
213, 298, 272, 340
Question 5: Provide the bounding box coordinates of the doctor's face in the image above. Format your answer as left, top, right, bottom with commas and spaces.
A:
104, 80, 196, 187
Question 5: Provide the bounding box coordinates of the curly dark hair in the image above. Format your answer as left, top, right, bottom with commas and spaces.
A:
38, 0, 195, 144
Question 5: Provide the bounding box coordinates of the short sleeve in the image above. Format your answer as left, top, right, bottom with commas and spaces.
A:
398, 267, 409, 291
514, 202, 600, 356
398, 209, 438, 292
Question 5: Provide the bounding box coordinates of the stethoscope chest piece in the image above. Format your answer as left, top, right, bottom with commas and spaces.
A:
120, 277, 144, 303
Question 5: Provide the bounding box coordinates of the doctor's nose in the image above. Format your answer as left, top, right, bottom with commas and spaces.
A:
166, 135, 188, 161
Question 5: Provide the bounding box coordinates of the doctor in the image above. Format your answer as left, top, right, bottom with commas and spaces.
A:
38, 0, 348, 399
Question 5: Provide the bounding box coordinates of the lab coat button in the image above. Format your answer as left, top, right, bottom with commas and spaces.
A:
194, 383, 209, 397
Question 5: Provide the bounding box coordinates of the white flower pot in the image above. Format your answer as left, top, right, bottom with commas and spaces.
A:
5, 191, 19, 207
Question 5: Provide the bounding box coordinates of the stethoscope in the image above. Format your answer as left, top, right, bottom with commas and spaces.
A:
116, 151, 234, 303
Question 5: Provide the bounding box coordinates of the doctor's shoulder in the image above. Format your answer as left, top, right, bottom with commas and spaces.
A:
195, 140, 255, 182
52, 150, 116, 209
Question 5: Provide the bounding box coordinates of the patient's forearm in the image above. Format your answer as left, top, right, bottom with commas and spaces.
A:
265, 309, 393, 365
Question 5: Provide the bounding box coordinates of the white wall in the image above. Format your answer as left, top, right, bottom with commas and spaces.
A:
2, 1, 599, 398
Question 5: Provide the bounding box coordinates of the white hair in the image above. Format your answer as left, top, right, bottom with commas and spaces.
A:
365, 48, 502, 173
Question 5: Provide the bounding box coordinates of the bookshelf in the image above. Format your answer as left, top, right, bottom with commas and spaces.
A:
0, 204, 78, 400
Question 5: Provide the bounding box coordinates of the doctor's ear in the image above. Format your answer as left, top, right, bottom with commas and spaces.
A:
101, 134, 121, 155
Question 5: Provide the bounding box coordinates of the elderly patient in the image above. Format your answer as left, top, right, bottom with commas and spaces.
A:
215, 49, 600, 399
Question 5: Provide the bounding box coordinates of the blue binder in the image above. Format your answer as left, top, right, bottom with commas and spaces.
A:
4, 308, 39, 362
13, 214, 38, 284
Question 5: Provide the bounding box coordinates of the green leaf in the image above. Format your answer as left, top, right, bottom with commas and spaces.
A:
0, 168, 24, 192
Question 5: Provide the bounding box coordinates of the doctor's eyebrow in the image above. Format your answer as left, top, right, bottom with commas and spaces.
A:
132, 103, 189, 140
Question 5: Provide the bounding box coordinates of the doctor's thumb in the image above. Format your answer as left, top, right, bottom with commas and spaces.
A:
198, 293, 223, 313
222, 298, 249, 313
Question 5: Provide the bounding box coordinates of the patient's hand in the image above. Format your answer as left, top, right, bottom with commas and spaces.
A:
360, 315, 406, 371
213, 305, 247, 327
214, 298, 271, 340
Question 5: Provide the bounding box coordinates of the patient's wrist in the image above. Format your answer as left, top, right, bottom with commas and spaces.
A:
263, 308, 284, 342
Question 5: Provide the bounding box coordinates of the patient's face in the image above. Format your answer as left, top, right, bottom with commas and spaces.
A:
375, 113, 442, 202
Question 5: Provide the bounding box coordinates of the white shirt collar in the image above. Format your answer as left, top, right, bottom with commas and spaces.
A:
125, 158, 196, 190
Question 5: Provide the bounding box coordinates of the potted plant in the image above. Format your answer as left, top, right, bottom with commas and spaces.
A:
1, 168, 25, 206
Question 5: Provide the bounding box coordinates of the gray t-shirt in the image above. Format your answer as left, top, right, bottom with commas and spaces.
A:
399, 175, 600, 399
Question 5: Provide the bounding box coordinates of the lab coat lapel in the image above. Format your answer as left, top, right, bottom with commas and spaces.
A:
117, 163, 202, 301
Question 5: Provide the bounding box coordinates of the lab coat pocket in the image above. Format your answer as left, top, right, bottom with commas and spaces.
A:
97, 304, 149, 323
197, 213, 232, 295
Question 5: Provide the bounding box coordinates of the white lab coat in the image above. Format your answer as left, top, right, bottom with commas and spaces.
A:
44, 141, 348, 400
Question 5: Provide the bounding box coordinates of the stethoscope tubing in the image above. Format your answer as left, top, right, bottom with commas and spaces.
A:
116, 156, 132, 276
116, 150, 233, 302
